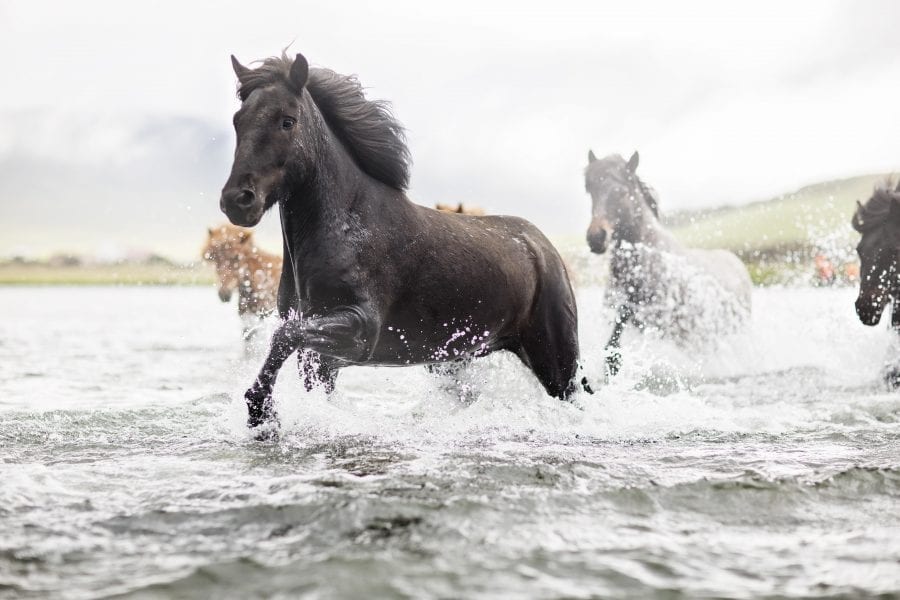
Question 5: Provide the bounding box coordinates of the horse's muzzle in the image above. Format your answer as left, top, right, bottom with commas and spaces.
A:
855, 292, 887, 326
220, 188, 264, 227
586, 228, 609, 254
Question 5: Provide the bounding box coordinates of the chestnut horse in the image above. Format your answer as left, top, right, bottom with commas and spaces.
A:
435, 202, 486, 216
202, 224, 281, 339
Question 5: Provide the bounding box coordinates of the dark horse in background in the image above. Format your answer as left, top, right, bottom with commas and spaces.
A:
221, 52, 588, 433
852, 180, 900, 387
584, 151, 752, 375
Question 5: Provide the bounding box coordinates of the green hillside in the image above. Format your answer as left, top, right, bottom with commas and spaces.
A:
666, 173, 894, 256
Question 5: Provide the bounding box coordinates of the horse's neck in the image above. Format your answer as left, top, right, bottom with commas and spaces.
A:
281, 127, 359, 247
613, 186, 681, 250
613, 204, 658, 247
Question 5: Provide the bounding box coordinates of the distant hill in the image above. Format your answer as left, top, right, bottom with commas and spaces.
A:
554, 172, 896, 286
665, 173, 895, 257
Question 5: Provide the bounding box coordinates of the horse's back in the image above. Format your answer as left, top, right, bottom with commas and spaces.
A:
418, 209, 572, 297
376, 205, 576, 355
686, 248, 753, 311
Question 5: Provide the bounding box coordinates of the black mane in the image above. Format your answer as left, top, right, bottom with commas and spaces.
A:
635, 174, 660, 218
237, 54, 411, 191
852, 180, 900, 232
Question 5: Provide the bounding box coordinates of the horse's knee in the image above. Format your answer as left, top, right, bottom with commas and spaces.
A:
299, 350, 338, 393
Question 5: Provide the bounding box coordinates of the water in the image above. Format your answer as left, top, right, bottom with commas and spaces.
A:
1, 285, 899, 599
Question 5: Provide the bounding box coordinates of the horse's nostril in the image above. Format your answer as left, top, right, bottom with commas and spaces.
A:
234, 189, 255, 208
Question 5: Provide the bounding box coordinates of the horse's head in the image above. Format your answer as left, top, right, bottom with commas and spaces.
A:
203, 224, 253, 302
852, 181, 900, 326
584, 150, 656, 254
221, 53, 313, 227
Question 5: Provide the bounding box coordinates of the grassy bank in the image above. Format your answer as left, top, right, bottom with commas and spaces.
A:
0, 262, 216, 285
667, 173, 888, 254
4, 173, 890, 286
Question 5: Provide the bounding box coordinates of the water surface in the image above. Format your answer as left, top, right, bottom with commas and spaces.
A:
1, 285, 898, 599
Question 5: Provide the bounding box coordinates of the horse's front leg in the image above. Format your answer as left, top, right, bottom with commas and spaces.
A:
884, 300, 900, 389
245, 307, 377, 431
604, 305, 633, 377
276, 243, 334, 392
245, 319, 304, 431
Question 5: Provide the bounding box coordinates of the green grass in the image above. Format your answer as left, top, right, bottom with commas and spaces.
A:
4, 173, 893, 286
0, 262, 216, 285
667, 173, 891, 255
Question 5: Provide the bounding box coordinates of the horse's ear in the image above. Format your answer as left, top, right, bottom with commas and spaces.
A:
207, 227, 214, 236
627, 151, 640, 173
231, 55, 250, 81
289, 53, 309, 92
588, 149, 597, 163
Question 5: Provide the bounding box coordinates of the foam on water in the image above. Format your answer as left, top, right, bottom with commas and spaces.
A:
1, 285, 899, 599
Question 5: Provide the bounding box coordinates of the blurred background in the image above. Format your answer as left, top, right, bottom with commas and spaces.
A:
1, 0, 899, 283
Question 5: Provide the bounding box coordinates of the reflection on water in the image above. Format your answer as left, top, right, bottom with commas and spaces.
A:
1, 284, 898, 599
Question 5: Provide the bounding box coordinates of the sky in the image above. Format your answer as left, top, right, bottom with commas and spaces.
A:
1, 0, 899, 260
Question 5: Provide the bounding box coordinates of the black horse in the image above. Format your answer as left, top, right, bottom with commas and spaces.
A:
220, 52, 587, 432
852, 180, 900, 387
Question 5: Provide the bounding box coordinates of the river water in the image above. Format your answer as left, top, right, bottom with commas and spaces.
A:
1, 284, 898, 599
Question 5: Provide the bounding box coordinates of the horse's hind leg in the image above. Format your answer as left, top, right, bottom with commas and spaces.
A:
517, 290, 581, 401
299, 350, 338, 393
518, 328, 580, 400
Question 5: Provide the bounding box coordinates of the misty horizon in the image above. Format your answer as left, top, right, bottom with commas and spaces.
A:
2, 1, 899, 260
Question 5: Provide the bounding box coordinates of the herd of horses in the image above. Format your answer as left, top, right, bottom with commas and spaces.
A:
206, 51, 900, 435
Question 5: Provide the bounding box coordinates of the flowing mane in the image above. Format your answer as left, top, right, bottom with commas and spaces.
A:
635, 174, 660, 218
236, 53, 411, 191
852, 179, 900, 232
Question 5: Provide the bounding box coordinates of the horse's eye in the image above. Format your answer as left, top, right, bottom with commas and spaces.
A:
281, 117, 296, 130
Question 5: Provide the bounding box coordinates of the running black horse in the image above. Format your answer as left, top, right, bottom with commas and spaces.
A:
852, 180, 900, 387
221, 52, 587, 432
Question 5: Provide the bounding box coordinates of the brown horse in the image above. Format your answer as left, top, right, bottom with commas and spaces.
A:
435, 202, 486, 216
202, 224, 281, 338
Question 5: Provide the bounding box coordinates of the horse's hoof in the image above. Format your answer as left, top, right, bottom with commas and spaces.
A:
248, 420, 281, 441
245, 384, 278, 432
580, 376, 594, 395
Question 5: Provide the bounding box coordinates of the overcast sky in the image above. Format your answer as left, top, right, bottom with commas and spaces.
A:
1, 0, 899, 259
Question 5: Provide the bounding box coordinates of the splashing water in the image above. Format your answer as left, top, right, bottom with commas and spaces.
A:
1, 285, 898, 599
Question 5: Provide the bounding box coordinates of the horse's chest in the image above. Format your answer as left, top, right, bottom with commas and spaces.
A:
296, 264, 363, 315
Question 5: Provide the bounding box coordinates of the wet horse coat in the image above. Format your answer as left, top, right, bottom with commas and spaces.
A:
220, 52, 586, 431
584, 151, 752, 374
